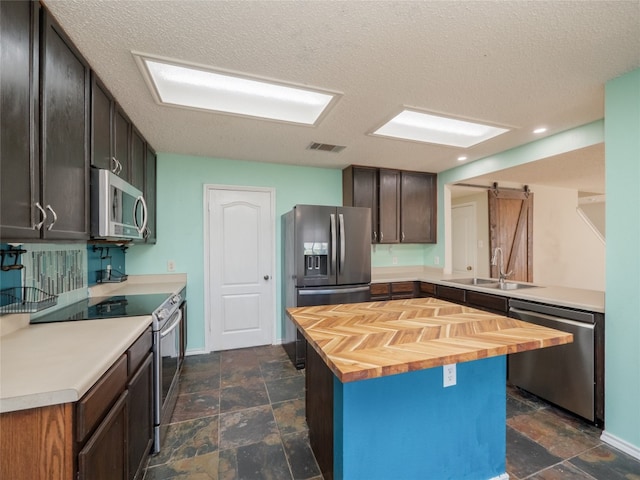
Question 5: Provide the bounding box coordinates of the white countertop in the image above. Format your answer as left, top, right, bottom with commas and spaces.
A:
0, 274, 187, 414
372, 266, 605, 313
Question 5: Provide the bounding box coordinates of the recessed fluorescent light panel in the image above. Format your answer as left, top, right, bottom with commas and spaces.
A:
373, 110, 510, 148
133, 53, 338, 125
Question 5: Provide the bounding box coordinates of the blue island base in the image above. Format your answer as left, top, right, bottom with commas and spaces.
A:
333, 356, 508, 480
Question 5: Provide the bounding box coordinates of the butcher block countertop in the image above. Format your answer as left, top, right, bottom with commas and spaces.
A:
287, 297, 573, 383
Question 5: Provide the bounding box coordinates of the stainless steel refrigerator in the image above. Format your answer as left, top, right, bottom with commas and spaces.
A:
282, 205, 371, 368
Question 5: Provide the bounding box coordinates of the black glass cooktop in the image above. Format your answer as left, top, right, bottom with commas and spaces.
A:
30, 293, 171, 324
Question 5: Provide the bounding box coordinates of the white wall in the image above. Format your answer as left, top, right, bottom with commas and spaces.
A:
450, 186, 605, 291
532, 184, 605, 291
452, 192, 490, 277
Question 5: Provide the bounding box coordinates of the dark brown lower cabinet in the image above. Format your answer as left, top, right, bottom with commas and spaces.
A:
0, 329, 153, 480
78, 391, 128, 480
127, 354, 153, 480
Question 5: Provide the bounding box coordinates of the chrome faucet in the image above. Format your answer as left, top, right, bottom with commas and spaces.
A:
491, 247, 512, 284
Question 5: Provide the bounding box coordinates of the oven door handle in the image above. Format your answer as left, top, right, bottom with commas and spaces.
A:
160, 310, 182, 338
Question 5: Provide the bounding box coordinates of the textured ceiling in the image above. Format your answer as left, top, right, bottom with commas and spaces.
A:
43, 0, 640, 186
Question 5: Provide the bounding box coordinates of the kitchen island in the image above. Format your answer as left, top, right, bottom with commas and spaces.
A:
287, 297, 573, 480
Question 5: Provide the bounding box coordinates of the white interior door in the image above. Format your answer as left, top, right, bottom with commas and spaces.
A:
206, 187, 274, 351
452, 203, 477, 277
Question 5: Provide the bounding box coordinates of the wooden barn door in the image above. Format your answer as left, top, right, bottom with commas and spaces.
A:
488, 187, 533, 282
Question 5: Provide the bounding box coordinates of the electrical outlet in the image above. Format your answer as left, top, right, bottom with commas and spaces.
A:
392, 256, 398, 265
443, 364, 456, 387
167, 260, 176, 272
434, 256, 440, 265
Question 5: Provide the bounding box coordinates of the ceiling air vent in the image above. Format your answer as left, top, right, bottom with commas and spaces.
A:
307, 142, 346, 153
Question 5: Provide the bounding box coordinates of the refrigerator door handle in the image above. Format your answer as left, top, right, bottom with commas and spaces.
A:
339, 213, 346, 273
330, 213, 337, 275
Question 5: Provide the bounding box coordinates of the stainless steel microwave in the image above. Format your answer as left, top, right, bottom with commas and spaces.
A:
91, 168, 148, 240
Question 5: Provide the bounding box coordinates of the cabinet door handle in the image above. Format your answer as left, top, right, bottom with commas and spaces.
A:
380, 232, 384, 242
33, 202, 47, 230
45, 205, 58, 231
373, 231, 377, 242
402, 232, 405, 242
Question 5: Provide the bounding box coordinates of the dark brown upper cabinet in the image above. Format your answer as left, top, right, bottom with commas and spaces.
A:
141, 144, 157, 244
90, 74, 113, 171
39, 5, 91, 240
0, 0, 40, 240
113, 106, 131, 181
130, 127, 145, 192
1, 2, 90, 242
342, 165, 378, 243
343, 166, 437, 244
378, 169, 401, 243
400, 170, 437, 243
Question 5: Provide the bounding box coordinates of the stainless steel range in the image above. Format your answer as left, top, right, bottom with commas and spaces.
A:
152, 289, 185, 454
31, 288, 187, 453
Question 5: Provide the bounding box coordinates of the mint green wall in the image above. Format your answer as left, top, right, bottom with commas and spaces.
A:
434, 120, 605, 266
126, 154, 342, 352
371, 243, 430, 267
604, 68, 640, 449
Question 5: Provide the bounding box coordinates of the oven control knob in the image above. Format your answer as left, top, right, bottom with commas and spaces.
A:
156, 308, 168, 320
171, 295, 181, 305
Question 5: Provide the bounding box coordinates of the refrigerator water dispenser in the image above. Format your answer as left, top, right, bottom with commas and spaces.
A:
303, 242, 328, 277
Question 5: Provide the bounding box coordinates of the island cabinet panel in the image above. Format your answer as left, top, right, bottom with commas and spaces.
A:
308, 354, 508, 480
306, 345, 335, 480
0, 403, 74, 480
400, 171, 437, 243
378, 169, 401, 243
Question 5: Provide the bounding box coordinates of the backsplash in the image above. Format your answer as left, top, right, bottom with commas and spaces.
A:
0, 243, 127, 315
23, 245, 86, 294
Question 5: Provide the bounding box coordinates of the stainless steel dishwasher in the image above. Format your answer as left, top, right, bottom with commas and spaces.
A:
508, 299, 603, 425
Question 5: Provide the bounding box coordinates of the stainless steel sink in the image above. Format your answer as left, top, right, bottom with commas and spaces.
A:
446, 278, 538, 290
447, 278, 497, 286
493, 282, 538, 290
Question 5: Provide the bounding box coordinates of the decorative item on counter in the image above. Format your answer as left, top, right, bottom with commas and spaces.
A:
96, 267, 128, 283
0, 286, 58, 314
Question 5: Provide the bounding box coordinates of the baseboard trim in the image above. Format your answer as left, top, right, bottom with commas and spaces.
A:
488, 473, 509, 480
185, 348, 209, 356
601, 430, 640, 460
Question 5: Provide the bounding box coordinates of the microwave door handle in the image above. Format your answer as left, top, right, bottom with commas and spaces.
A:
134, 195, 148, 234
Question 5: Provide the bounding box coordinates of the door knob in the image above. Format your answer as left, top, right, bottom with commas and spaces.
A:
467, 266, 472, 271
264, 275, 270, 280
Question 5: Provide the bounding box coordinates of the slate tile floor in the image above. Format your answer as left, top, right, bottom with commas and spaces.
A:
144, 345, 640, 479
